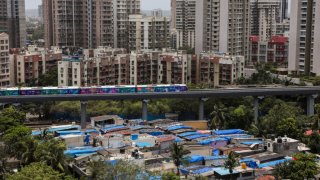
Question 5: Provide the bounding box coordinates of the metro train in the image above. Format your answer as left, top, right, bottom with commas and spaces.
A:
0, 84, 188, 96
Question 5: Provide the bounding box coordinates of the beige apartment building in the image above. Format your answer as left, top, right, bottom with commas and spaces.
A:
43, 0, 140, 49
250, 0, 281, 41
10, 46, 62, 86
129, 15, 170, 51
289, 0, 320, 75
195, 0, 251, 60
57, 47, 245, 87
171, 0, 196, 50
0, 33, 13, 87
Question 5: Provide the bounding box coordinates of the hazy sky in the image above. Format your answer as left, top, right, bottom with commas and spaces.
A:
25, 0, 171, 10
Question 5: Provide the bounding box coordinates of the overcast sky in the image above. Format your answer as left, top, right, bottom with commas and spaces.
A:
25, 0, 171, 10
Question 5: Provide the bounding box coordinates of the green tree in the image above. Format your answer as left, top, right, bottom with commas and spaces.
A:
20, 137, 38, 165
6, 162, 75, 180
209, 103, 227, 130
0, 146, 9, 180
276, 118, 301, 139
304, 132, 320, 154
273, 153, 319, 180
0, 116, 20, 134
170, 142, 190, 175
259, 102, 303, 136
224, 151, 239, 174
38, 68, 58, 86
87, 159, 147, 180
3, 126, 32, 159
34, 138, 67, 171
161, 172, 180, 180
1, 106, 25, 123
227, 105, 253, 130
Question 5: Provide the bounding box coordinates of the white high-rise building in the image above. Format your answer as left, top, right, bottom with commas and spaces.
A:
129, 15, 170, 51
171, 0, 196, 50
0, 33, 14, 87
250, 0, 281, 41
289, 0, 320, 75
195, 0, 250, 60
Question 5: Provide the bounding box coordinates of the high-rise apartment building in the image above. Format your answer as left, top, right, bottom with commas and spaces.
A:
113, 0, 140, 49
43, 0, 140, 49
0, 33, 13, 87
289, 0, 320, 75
171, 0, 196, 50
129, 15, 170, 51
280, 0, 289, 22
0, 0, 26, 48
195, 0, 250, 60
250, 0, 281, 41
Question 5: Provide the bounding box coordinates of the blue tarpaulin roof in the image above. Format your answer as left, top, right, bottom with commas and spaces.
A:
219, 134, 252, 142
186, 155, 204, 163
175, 137, 183, 143
135, 142, 153, 148
101, 125, 126, 132
192, 167, 215, 175
85, 129, 99, 133
56, 130, 83, 136
241, 141, 264, 145
213, 129, 244, 135
240, 158, 256, 163
48, 125, 81, 132
204, 155, 228, 161
185, 134, 211, 140
178, 131, 198, 137
198, 138, 227, 145
213, 167, 239, 176
64, 147, 103, 156
167, 125, 192, 131
32, 131, 42, 136
258, 158, 291, 168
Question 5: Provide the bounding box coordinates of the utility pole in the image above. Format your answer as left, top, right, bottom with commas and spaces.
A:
305, 0, 314, 76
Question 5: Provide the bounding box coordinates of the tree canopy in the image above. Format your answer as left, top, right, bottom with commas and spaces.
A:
273, 153, 319, 180
6, 162, 75, 180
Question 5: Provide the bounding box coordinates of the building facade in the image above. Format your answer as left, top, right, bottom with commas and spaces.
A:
129, 15, 170, 51
0, 0, 26, 48
289, 0, 320, 75
195, 0, 250, 60
250, 0, 281, 41
171, 0, 196, 50
58, 47, 244, 87
10, 46, 62, 86
0, 33, 13, 87
249, 36, 288, 65
43, 0, 140, 49
193, 53, 245, 86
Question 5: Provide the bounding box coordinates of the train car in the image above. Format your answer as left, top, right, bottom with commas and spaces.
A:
57, 87, 80, 95
3, 88, 19, 96
118, 85, 136, 93
41, 87, 60, 95
20, 87, 42, 95
137, 85, 155, 93
0, 84, 188, 96
80, 87, 99, 94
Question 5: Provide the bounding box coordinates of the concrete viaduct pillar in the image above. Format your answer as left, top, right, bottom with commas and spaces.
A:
254, 96, 264, 125
307, 94, 318, 116
142, 99, 150, 121
80, 101, 88, 129
199, 98, 208, 120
